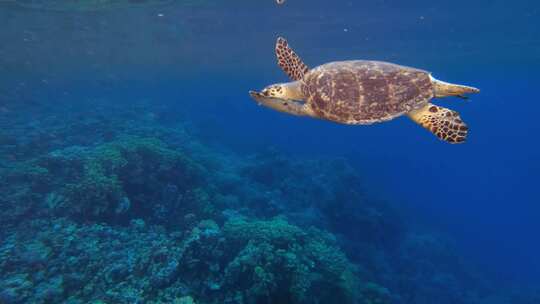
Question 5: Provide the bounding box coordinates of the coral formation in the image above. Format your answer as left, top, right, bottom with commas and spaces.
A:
0, 99, 537, 304
0, 216, 358, 303
222, 217, 358, 303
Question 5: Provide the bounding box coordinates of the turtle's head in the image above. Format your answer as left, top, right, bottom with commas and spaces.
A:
249, 82, 307, 116
259, 83, 291, 100
250, 81, 303, 102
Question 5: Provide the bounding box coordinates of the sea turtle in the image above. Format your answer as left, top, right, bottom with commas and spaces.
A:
249, 37, 480, 143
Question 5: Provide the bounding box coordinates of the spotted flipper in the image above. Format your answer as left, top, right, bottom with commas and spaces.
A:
408, 103, 469, 144
275, 37, 309, 81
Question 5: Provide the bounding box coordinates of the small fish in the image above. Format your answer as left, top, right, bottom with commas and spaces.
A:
276, 0, 286, 4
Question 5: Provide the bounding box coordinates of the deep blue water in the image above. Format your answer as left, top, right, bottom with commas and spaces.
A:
1, 0, 539, 302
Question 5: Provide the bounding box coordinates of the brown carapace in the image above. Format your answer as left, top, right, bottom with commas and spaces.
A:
301, 61, 434, 124
250, 37, 480, 144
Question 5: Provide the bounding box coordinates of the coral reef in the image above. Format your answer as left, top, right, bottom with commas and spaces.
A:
0, 216, 358, 304
1, 134, 206, 226
222, 217, 358, 303
0, 99, 537, 304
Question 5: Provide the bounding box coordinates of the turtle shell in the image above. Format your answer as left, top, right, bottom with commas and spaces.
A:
301, 60, 434, 124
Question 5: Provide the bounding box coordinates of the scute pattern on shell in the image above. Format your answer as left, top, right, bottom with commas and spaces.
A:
301, 61, 434, 124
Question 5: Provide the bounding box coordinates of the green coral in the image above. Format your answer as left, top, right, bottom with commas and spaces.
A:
63, 159, 123, 218
223, 216, 306, 247
0, 273, 33, 302
0, 162, 52, 225
189, 188, 216, 217
222, 217, 359, 304
53, 136, 204, 221
90, 135, 195, 173
174, 296, 196, 304
2, 161, 50, 190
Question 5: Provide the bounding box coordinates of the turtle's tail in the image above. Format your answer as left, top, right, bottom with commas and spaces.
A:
431, 76, 480, 99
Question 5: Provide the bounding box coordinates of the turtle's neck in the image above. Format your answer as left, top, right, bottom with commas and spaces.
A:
283, 81, 304, 101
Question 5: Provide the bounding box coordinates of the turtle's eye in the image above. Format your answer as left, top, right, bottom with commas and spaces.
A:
262, 89, 274, 97
270, 86, 283, 97
261, 85, 284, 97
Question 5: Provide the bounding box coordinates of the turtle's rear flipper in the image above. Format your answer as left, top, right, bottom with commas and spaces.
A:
275, 37, 309, 81
407, 103, 468, 144
431, 77, 479, 98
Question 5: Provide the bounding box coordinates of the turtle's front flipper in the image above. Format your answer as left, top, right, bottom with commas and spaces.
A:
407, 103, 468, 144
275, 37, 309, 81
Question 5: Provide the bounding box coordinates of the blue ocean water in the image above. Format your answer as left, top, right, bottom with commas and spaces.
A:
0, 0, 539, 303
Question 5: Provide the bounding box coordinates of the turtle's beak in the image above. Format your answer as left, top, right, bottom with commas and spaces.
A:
249, 89, 283, 109
249, 90, 270, 105
249, 90, 304, 116
249, 90, 284, 107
